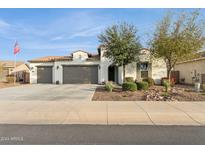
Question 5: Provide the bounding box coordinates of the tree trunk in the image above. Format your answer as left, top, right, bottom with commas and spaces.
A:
123, 64, 126, 83
167, 68, 172, 81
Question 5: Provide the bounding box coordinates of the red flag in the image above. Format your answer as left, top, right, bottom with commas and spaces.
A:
14, 41, 20, 55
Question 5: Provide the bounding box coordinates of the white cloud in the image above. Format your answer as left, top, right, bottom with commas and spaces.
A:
0, 19, 10, 28
50, 36, 64, 41
22, 41, 96, 51
68, 26, 104, 39
49, 25, 104, 41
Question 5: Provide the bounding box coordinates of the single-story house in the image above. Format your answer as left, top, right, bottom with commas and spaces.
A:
10, 63, 30, 83
28, 46, 167, 84
0, 60, 24, 82
174, 57, 205, 85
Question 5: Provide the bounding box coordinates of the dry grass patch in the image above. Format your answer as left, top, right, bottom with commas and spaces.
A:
0, 82, 21, 89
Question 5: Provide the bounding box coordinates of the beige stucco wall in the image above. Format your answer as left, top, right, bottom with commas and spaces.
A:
125, 49, 150, 82
125, 62, 137, 80
99, 48, 167, 84
151, 58, 167, 84
99, 47, 114, 83
72, 51, 88, 61
174, 59, 205, 84
137, 49, 167, 84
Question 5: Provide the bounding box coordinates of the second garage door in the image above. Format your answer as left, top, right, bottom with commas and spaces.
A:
63, 65, 98, 84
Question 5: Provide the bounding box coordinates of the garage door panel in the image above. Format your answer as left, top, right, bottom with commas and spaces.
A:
90, 66, 98, 83
63, 66, 98, 84
37, 66, 53, 83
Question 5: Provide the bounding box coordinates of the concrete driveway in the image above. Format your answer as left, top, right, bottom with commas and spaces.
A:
0, 84, 97, 101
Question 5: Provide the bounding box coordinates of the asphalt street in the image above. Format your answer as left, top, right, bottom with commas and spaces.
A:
0, 124, 205, 145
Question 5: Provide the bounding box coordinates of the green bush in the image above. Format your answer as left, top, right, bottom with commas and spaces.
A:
125, 77, 134, 82
161, 77, 175, 86
105, 82, 114, 92
162, 92, 170, 97
143, 77, 155, 87
163, 80, 170, 92
137, 81, 149, 90
122, 82, 137, 91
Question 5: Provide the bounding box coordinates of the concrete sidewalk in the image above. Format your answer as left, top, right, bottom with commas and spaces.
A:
0, 101, 205, 125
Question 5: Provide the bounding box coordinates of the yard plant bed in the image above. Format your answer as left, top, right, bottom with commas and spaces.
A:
92, 84, 205, 101
146, 85, 205, 101
92, 86, 146, 101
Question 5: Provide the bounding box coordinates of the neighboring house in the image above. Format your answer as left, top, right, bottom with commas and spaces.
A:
10, 64, 30, 83
0, 61, 24, 82
28, 46, 167, 84
174, 57, 205, 85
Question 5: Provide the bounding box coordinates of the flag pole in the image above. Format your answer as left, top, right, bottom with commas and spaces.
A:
14, 52, 16, 85
14, 40, 16, 85
13, 40, 20, 85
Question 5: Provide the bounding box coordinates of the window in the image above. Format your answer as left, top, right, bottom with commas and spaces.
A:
140, 63, 148, 71
140, 62, 149, 78
141, 71, 148, 78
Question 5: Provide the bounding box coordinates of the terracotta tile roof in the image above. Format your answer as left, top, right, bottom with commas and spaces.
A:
28, 56, 70, 62
55, 56, 73, 61
0, 60, 24, 67
28, 54, 100, 63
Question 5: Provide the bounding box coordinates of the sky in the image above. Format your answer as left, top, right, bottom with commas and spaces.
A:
0, 8, 204, 62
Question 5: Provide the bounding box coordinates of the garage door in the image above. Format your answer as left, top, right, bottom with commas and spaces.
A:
63, 65, 98, 84
37, 66, 53, 83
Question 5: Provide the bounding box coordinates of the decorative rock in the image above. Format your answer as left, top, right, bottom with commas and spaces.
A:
145, 87, 177, 101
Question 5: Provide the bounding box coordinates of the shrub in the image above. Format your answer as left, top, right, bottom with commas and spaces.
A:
161, 77, 167, 85
161, 77, 175, 86
163, 80, 170, 92
162, 92, 170, 97
143, 77, 155, 87
125, 77, 134, 82
105, 81, 114, 92
122, 82, 137, 91
137, 81, 149, 90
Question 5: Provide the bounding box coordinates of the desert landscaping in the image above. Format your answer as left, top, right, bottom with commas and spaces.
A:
0, 82, 21, 89
92, 81, 205, 101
